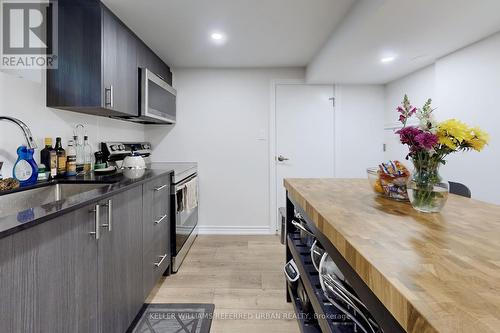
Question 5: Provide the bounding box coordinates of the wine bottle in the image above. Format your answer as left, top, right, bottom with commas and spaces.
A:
55, 137, 66, 178
40, 137, 57, 179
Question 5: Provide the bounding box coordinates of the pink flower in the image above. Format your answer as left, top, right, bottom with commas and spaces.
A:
414, 132, 438, 150
396, 126, 422, 145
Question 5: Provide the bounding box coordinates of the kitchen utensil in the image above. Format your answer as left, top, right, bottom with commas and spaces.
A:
123, 168, 146, 179
284, 259, 300, 288
94, 163, 107, 170
319, 253, 380, 333
122, 152, 146, 170
94, 151, 105, 165
310, 240, 325, 272
121, 152, 147, 179
291, 217, 315, 247
296, 280, 313, 315
94, 166, 117, 175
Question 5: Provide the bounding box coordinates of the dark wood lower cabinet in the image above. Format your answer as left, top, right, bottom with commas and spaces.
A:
98, 187, 143, 333
0, 205, 99, 333
142, 175, 171, 299
0, 176, 172, 333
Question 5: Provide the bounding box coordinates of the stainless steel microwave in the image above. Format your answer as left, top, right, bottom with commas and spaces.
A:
137, 68, 177, 124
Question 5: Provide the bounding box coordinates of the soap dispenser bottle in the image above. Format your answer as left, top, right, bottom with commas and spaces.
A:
13, 145, 38, 187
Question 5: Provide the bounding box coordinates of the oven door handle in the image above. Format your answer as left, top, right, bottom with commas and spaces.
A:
174, 174, 198, 192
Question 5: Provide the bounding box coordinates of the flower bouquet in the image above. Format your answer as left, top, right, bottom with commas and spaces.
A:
395, 95, 489, 213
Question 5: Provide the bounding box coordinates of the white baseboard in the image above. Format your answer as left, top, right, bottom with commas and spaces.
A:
197, 225, 276, 235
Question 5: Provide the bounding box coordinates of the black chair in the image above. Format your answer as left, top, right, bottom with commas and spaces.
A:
449, 182, 471, 198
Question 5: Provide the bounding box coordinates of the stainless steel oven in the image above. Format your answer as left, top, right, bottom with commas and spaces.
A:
171, 172, 198, 272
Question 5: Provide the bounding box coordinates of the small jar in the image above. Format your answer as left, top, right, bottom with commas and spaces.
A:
37, 164, 50, 181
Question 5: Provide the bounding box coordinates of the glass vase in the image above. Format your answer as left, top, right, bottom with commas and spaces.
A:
406, 157, 449, 213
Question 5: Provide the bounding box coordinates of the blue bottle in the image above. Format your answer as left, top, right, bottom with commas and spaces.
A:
13, 145, 38, 187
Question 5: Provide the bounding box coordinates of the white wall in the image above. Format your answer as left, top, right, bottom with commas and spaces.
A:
0, 71, 145, 177
383, 32, 500, 204
146, 68, 305, 234
335, 85, 385, 178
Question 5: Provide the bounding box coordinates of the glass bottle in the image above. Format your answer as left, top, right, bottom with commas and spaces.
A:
75, 135, 85, 175
40, 137, 57, 179
66, 140, 77, 177
55, 137, 66, 178
83, 136, 94, 174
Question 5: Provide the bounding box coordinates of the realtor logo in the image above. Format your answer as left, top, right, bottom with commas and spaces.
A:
1, 0, 58, 69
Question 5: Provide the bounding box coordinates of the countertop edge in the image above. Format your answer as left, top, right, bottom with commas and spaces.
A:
0, 169, 174, 240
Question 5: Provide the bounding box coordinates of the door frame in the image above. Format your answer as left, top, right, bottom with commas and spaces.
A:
268, 80, 336, 233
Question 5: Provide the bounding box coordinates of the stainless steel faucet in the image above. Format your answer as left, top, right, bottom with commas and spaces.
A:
0, 116, 37, 149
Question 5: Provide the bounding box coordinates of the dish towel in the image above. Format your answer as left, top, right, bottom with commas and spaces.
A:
184, 177, 198, 211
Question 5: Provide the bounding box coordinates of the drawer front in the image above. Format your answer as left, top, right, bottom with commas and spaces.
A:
142, 174, 171, 299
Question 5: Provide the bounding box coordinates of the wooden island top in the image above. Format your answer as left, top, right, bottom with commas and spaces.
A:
284, 178, 500, 333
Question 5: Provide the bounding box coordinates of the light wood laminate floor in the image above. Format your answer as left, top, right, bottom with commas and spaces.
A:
146, 235, 300, 333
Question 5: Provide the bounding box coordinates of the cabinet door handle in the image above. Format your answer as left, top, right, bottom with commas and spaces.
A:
100, 199, 112, 231
154, 214, 168, 224
154, 254, 168, 267
105, 85, 114, 108
154, 184, 168, 192
89, 204, 100, 240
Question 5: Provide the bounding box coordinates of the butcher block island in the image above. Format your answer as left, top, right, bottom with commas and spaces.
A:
284, 178, 500, 333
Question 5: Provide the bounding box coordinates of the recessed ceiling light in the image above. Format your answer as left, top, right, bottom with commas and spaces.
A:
211, 33, 224, 40
381, 56, 396, 63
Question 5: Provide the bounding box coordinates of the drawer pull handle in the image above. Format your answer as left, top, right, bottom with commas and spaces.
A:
155, 214, 168, 224
154, 254, 168, 267
154, 184, 168, 192
105, 85, 114, 108
89, 204, 100, 240
100, 199, 112, 231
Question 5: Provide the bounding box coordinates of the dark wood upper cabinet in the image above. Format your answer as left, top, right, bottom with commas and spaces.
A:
101, 7, 138, 116
47, 0, 172, 119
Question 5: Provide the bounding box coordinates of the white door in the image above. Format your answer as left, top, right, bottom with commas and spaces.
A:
275, 84, 335, 221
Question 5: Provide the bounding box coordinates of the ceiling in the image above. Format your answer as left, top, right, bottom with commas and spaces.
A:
101, 0, 355, 68
307, 0, 500, 84
102, 0, 500, 84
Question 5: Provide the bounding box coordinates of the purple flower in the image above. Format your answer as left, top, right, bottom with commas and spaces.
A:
396, 126, 422, 145
414, 132, 438, 150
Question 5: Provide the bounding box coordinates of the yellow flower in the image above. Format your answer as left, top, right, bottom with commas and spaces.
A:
469, 127, 490, 151
438, 135, 458, 150
437, 119, 473, 144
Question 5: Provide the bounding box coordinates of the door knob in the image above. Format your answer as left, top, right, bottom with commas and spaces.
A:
277, 155, 289, 162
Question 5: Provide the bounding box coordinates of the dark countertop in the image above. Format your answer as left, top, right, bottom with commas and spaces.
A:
0, 168, 174, 240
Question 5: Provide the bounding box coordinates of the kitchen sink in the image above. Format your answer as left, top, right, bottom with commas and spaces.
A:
0, 183, 109, 218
